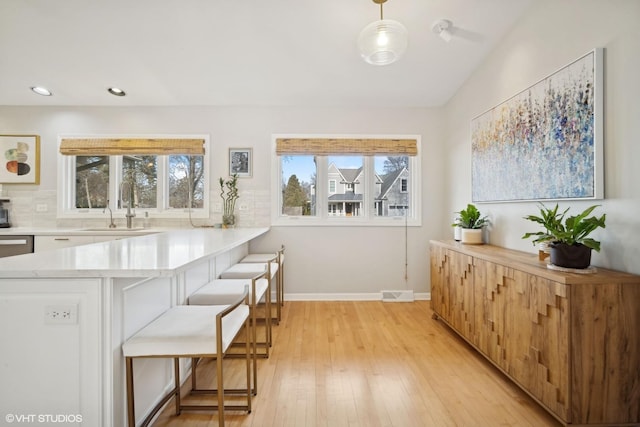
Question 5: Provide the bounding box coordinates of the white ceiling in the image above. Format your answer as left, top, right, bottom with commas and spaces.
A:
0, 0, 533, 108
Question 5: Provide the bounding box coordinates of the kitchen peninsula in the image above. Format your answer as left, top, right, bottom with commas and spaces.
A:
0, 227, 269, 426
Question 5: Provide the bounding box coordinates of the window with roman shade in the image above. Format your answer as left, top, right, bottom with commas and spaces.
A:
57, 135, 210, 220
273, 135, 421, 226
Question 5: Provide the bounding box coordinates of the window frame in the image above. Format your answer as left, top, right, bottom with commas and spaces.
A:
272, 134, 421, 227
329, 179, 337, 194
57, 134, 210, 219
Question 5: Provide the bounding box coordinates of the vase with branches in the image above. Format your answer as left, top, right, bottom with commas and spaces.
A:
219, 174, 239, 227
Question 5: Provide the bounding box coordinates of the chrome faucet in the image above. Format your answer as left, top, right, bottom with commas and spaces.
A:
120, 182, 136, 229
103, 200, 116, 228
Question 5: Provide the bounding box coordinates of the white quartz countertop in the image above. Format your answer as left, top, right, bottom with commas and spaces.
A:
0, 226, 162, 236
0, 227, 269, 278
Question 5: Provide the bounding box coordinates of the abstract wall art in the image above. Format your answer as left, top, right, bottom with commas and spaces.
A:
0, 135, 40, 184
471, 48, 603, 202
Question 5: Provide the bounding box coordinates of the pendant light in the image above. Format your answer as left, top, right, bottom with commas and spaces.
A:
357, 0, 408, 66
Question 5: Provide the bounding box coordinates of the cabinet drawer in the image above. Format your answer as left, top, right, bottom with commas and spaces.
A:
34, 235, 95, 252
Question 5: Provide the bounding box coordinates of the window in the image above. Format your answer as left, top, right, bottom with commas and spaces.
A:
273, 136, 421, 226
329, 180, 336, 193
280, 155, 316, 216
58, 136, 209, 219
75, 156, 109, 208
374, 155, 410, 217
123, 155, 158, 209
169, 155, 205, 208
328, 156, 363, 217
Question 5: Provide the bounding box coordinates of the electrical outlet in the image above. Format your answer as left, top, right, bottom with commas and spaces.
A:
36, 203, 48, 212
45, 305, 78, 324
213, 202, 222, 213
238, 203, 249, 211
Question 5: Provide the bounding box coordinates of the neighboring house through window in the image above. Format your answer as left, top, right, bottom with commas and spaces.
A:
273, 135, 421, 226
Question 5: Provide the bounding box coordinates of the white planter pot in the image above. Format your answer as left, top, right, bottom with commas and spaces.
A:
461, 228, 484, 245
453, 226, 462, 241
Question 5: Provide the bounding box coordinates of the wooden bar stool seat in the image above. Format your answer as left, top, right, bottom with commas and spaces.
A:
122, 290, 251, 427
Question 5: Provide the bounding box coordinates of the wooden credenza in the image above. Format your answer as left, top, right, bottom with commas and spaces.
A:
429, 240, 640, 426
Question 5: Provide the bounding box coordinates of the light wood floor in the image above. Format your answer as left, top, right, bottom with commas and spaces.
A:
151, 301, 561, 427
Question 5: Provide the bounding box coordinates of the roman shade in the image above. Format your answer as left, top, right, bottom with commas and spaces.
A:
59, 138, 205, 155
275, 138, 417, 156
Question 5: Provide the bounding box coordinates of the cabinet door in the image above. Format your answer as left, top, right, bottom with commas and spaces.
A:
505, 271, 570, 422
429, 245, 448, 318
473, 258, 511, 369
447, 250, 474, 340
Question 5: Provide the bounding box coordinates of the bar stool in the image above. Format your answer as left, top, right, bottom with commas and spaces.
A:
238, 245, 285, 323
220, 260, 279, 333
188, 271, 269, 395
122, 289, 251, 427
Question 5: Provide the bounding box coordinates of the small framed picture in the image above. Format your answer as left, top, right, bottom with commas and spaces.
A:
229, 148, 252, 177
0, 135, 40, 184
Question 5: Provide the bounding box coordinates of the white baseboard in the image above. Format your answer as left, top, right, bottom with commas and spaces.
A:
285, 292, 430, 301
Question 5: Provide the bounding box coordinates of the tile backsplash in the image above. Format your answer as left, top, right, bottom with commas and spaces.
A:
0, 187, 271, 229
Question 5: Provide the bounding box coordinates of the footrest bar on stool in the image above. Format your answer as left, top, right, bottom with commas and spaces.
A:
190, 388, 255, 396
180, 404, 251, 412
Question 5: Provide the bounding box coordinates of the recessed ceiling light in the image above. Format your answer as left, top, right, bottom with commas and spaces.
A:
31, 86, 52, 96
108, 87, 126, 97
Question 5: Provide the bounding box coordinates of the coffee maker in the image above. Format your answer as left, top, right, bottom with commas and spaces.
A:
0, 199, 10, 228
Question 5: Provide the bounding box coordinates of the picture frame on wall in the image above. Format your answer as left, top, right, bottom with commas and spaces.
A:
0, 135, 41, 184
229, 148, 252, 177
471, 48, 604, 203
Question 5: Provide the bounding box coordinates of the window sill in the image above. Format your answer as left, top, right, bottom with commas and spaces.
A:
271, 216, 421, 227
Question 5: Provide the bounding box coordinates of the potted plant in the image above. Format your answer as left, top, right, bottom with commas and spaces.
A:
219, 174, 239, 228
522, 203, 606, 269
452, 203, 489, 244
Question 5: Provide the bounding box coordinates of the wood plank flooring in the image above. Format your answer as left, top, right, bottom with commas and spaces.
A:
151, 301, 561, 427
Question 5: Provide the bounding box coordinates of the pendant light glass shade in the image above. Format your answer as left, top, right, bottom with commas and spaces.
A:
358, 19, 408, 66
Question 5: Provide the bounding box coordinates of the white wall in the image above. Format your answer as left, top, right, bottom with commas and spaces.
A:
2, 0, 638, 296
0, 106, 444, 296
444, 0, 640, 275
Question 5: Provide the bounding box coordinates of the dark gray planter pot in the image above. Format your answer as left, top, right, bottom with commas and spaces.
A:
549, 242, 592, 269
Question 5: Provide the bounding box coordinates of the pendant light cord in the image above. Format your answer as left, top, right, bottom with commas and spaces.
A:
404, 203, 408, 283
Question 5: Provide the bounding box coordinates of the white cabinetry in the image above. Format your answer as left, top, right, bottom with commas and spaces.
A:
0, 228, 269, 426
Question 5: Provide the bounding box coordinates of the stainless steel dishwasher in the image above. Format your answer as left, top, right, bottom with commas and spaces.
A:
0, 235, 34, 257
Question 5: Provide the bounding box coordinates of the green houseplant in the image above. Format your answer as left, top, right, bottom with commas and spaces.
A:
219, 174, 239, 227
522, 203, 606, 269
452, 203, 489, 244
